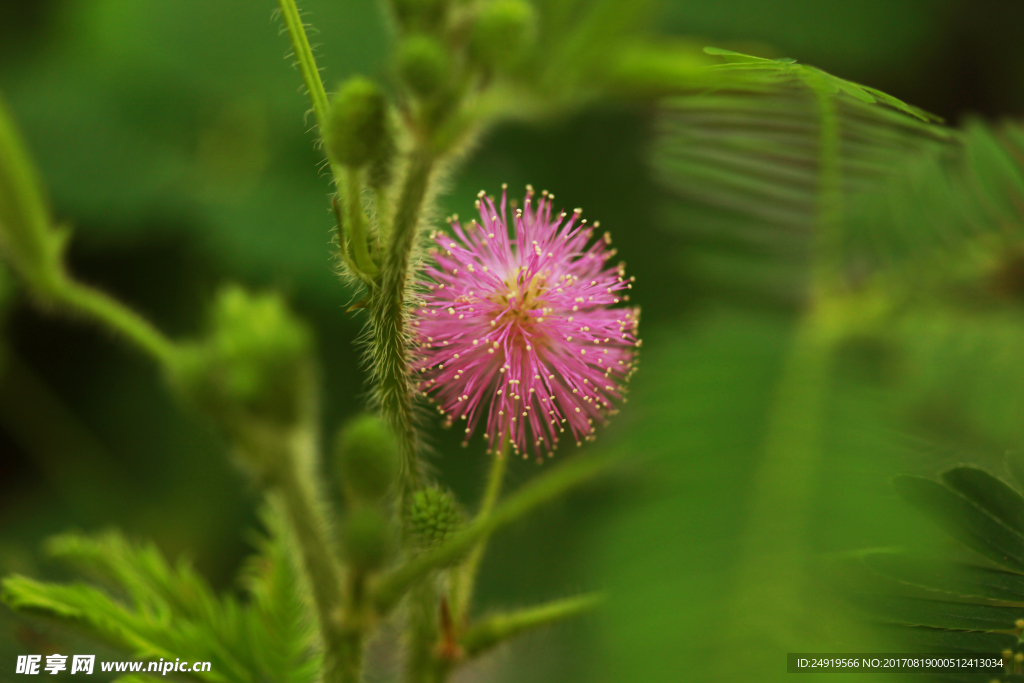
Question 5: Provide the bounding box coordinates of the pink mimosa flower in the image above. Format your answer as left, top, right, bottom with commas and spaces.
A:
412, 186, 640, 459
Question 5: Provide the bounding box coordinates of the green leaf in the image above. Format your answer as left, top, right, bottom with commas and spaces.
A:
854, 593, 1024, 631
4, 523, 319, 683
872, 623, 1017, 653
45, 530, 224, 627
653, 72, 949, 302
894, 475, 1024, 572
942, 467, 1024, 537
236, 501, 319, 683
702, 47, 775, 61
1008, 452, 1024, 493
2, 575, 170, 656
864, 552, 1024, 602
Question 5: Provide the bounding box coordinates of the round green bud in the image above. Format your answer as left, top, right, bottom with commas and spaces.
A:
366, 115, 398, 192
397, 35, 450, 99
470, 0, 537, 69
334, 414, 400, 503
325, 77, 389, 168
391, 0, 448, 31
171, 285, 312, 431
342, 507, 392, 572
407, 487, 465, 551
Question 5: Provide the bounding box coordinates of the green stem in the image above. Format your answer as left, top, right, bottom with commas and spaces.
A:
274, 427, 349, 683
340, 571, 367, 683
0, 94, 63, 298
373, 452, 617, 615
276, 0, 330, 133
460, 593, 604, 659
275, 0, 357, 247
723, 308, 833, 658
370, 150, 435, 504
58, 279, 178, 367
344, 166, 379, 278
452, 436, 510, 623
404, 582, 440, 683
813, 84, 842, 283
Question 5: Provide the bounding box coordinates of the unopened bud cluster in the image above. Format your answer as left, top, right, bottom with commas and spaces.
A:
388, 0, 537, 105
171, 286, 312, 441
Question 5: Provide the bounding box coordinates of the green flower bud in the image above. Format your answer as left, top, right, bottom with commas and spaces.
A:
366, 112, 398, 192
171, 285, 312, 435
391, 0, 448, 31
334, 414, 400, 503
325, 77, 389, 168
470, 0, 537, 69
407, 487, 465, 552
397, 35, 450, 99
343, 506, 392, 572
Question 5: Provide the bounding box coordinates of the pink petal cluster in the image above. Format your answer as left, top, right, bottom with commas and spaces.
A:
411, 186, 639, 459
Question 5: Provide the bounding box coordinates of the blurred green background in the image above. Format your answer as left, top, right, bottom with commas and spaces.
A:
1, 1, 1022, 681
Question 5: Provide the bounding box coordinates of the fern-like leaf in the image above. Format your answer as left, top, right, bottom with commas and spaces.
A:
653, 49, 950, 303
863, 458, 1024, 677
2, 502, 318, 683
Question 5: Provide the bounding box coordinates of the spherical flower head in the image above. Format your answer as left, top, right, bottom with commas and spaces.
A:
412, 186, 639, 459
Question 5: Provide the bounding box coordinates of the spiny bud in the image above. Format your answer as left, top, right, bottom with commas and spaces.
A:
171, 285, 312, 435
342, 507, 392, 573
325, 77, 389, 168
334, 414, 400, 503
397, 35, 450, 99
407, 487, 465, 551
391, 0, 448, 31
470, 0, 537, 69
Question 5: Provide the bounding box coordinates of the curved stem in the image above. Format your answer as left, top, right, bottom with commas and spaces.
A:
58, 279, 178, 367
460, 593, 604, 659
373, 452, 617, 615
452, 436, 510, 624
344, 166, 379, 278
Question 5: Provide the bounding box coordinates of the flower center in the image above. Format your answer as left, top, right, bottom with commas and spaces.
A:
492, 270, 548, 325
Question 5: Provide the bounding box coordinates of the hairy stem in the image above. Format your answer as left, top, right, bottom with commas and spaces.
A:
276, 0, 330, 132
460, 593, 604, 658
344, 166, 379, 278
451, 436, 510, 624
340, 570, 367, 683
370, 150, 435, 503
273, 427, 350, 683
404, 582, 440, 683
373, 452, 617, 615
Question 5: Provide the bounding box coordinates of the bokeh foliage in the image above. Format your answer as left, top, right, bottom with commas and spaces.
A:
2, 0, 1024, 682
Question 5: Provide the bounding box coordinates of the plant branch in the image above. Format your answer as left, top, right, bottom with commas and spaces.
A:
273, 428, 349, 683
460, 593, 604, 658
373, 452, 617, 614
276, 0, 330, 134
370, 149, 435, 504
343, 166, 379, 278
452, 436, 510, 623
58, 279, 178, 367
